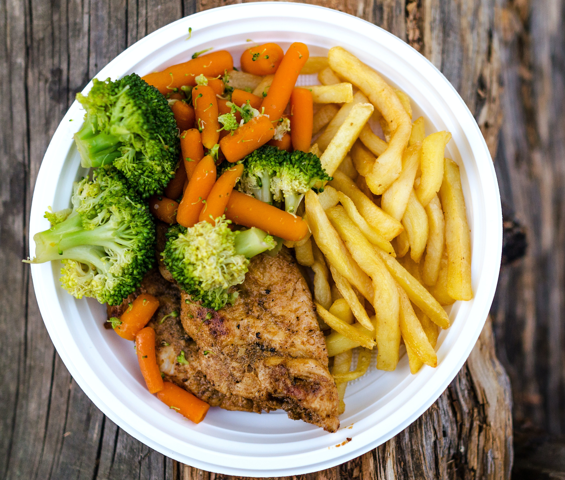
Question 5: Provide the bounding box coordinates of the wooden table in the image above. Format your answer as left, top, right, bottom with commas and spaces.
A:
1, 0, 562, 478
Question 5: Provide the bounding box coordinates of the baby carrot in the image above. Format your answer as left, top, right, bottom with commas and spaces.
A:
142, 51, 233, 94
206, 77, 225, 96
241, 43, 285, 76
290, 87, 314, 152
168, 93, 184, 100
113, 294, 160, 341
199, 164, 244, 224
176, 155, 217, 228
149, 195, 179, 224
225, 191, 309, 241
164, 160, 186, 199
136, 327, 164, 394
156, 382, 210, 424
261, 43, 309, 123
192, 85, 220, 149
232, 89, 263, 110
220, 115, 275, 163
180, 129, 204, 180
268, 132, 292, 152
171, 101, 195, 131
217, 98, 241, 123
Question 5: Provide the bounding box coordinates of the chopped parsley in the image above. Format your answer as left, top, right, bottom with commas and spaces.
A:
192, 47, 213, 59
176, 351, 189, 365
107, 317, 122, 329
159, 310, 178, 324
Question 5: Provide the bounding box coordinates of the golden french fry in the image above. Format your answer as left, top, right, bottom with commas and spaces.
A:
402, 190, 429, 263
439, 158, 473, 300
327, 207, 400, 370
316, 303, 376, 350
309, 143, 321, 157
294, 237, 314, 267
312, 262, 332, 309
320, 103, 374, 176
301, 56, 330, 75
351, 141, 375, 177
317, 185, 340, 210
359, 124, 388, 157
312, 104, 340, 135
329, 264, 374, 331
329, 171, 403, 241
331, 284, 343, 303
326, 322, 374, 357
301, 83, 354, 104
374, 247, 450, 329
408, 308, 440, 373
332, 350, 352, 414
416, 131, 452, 207
337, 155, 358, 180
422, 195, 445, 285
400, 254, 423, 283
428, 251, 456, 306
394, 90, 412, 119
316, 91, 369, 151
398, 287, 437, 368
252, 74, 275, 97
318, 66, 342, 86
332, 348, 372, 382
328, 47, 411, 195
394, 230, 410, 258
381, 143, 422, 221
330, 298, 354, 324
409, 117, 425, 145
225, 69, 263, 91
305, 190, 374, 302
337, 192, 395, 256
355, 175, 375, 202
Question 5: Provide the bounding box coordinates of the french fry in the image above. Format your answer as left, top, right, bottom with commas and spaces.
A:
329, 298, 354, 324
309, 143, 321, 157
359, 124, 388, 157
337, 155, 358, 180
355, 175, 375, 201
329, 171, 403, 241
398, 287, 437, 368
381, 143, 422, 220
316, 303, 376, 350
407, 308, 440, 373
331, 284, 343, 303
328, 47, 412, 194
422, 195, 445, 285
416, 131, 452, 207
318, 67, 342, 86
394, 230, 410, 257
316, 91, 369, 151
301, 56, 330, 75
305, 190, 374, 302
351, 141, 375, 177
320, 103, 374, 176
325, 321, 374, 357
337, 192, 395, 256
329, 264, 374, 331
311, 241, 332, 309
225, 69, 263, 91
428, 251, 456, 306
312, 104, 340, 135
332, 350, 352, 414
409, 117, 425, 145
332, 348, 372, 382
394, 90, 412, 119
327, 207, 400, 370
301, 83, 354, 104
439, 158, 473, 300
400, 254, 423, 283
252, 74, 275, 97
374, 247, 450, 329
317, 185, 340, 210
402, 190, 429, 263
295, 236, 315, 267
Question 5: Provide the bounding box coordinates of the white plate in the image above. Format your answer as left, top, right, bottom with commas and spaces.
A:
29, 3, 502, 476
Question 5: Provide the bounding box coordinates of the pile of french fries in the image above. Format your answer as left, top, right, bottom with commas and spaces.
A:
227, 47, 473, 414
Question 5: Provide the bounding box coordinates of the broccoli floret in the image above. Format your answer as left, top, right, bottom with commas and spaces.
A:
25, 169, 155, 305
163, 218, 276, 310
218, 112, 239, 132
73, 73, 179, 198
273, 117, 291, 141
237, 146, 332, 213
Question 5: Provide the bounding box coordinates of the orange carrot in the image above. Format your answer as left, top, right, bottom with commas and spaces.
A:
113, 294, 160, 341
232, 89, 263, 110
171, 101, 195, 131
156, 382, 210, 424
136, 327, 164, 394
218, 98, 241, 123
149, 195, 179, 224
226, 191, 309, 241
268, 132, 292, 151
241, 43, 285, 76
192, 85, 220, 149
290, 87, 314, 152
220, 115, 275, 163
205, 77, 225, 96
142, 51, 233, 94
180, 129, 205, 180
176, 155, 217, 228
199, 164, 244, 224
164, 160, 187, 199
261, 43, 309, 123
168, 92, 184, 100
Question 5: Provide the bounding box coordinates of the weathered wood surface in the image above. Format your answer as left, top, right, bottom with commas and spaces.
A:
0, 0, 540, 478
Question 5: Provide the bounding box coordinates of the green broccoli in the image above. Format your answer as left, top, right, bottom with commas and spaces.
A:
73, 73, 179, 198
25, 169, 155, 305
237, 146, 332, 214
163, 218, 276, 310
